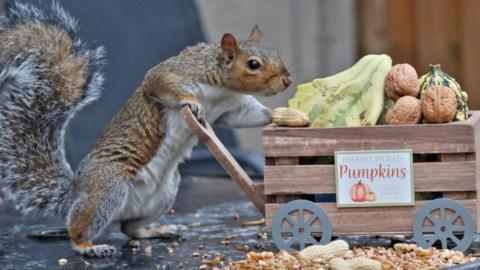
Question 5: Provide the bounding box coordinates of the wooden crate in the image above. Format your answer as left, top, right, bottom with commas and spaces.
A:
262, 111, 480, 235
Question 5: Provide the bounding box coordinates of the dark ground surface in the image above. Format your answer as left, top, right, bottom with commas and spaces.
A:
1, 176, 480, 270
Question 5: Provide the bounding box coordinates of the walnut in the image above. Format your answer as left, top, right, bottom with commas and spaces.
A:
385, 96, 422, 125
384, 63, 420, 101
421, 86, 457, 123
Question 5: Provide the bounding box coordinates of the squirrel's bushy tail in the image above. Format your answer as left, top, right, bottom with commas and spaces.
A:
0, 2, 105, 215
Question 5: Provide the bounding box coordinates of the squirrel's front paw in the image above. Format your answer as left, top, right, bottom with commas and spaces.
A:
183, 101, 206, 126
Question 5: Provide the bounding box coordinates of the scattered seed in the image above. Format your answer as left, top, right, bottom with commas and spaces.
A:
144, 245, 152, 256
213, 256, 223, 265
202, 259, 215, 266
220, 240, 230, 245
128, 240, 141, 248
188, 222, 201, 228
199, 264, 208, 270
241, 218, 265, 227
224, 235, 236, 241
235, 245, 250, 252
167, 246, 175, 254
214, 252, 224, 257
58, 258, 67, 266
192, 252, 201, 257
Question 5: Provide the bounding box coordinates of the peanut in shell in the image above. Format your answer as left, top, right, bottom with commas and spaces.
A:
272, 107, 309, 127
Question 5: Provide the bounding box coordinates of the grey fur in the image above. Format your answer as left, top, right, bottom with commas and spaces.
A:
0, 2, 105, 215
217, 95, 272, 127
68, 178, 128, 241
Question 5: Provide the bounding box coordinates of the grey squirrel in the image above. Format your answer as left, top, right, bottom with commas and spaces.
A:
0, 2, 291, 257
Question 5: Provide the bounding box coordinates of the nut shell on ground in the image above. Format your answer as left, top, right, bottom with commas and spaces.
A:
421, 86, 457, 123
384, 63, 419, 101
385, 96, 422, 125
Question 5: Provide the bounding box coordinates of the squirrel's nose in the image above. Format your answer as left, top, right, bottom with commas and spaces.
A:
283, 76, 293, 88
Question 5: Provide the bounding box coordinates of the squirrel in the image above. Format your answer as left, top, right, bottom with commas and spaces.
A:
0, 2, 291, 257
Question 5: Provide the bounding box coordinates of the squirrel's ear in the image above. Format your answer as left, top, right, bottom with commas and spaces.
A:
221, 33, 240, 64
248, 25, 262, 42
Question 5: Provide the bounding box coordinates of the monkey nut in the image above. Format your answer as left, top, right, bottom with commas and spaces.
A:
384, 64, 419, 101
272, 107, 309, 127
385, 96, 421, 125
421, 86, 457, 123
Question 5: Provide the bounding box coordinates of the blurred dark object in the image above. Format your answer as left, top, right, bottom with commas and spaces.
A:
13, 0, 263, 178
357, 0, 480, 110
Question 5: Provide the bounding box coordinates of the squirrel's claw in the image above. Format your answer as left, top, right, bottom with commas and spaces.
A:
83, 244, 116, 258
183, 102, 206, 126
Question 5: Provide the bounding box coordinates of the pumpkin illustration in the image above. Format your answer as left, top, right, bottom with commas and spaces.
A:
349, 181, 369, 202
366, 192, 376, 202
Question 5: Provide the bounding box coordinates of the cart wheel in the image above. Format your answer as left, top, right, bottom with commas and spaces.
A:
272, 200, 332, 252
413, 198, 474, 252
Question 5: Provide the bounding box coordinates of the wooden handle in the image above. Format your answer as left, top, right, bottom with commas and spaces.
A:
180, 106, 265, 215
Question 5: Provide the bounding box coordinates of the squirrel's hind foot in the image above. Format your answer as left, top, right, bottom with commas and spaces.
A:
147, 224, 181, 239
122, 223, 180, 239
73, 242, 116, 257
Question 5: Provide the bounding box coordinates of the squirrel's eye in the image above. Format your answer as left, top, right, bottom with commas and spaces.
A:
247, 59, 261, 70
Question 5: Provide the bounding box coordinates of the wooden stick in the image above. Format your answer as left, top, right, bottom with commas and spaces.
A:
180, 107, 265, 215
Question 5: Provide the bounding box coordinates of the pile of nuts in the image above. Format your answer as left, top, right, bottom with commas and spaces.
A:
224, 242, 476, 270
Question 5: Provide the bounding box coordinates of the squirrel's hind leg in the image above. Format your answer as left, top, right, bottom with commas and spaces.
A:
120, 170, 180, 240
67, 179, 128, 257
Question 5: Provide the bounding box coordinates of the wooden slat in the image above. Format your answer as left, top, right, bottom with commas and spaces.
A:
264, 161, 476, 195
474, 109, 480, 230
263, 113, 479, 157
265, 200, 477, 234
274, 157, 300, 203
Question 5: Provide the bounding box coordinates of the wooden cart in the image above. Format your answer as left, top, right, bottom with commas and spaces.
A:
181, 108, 480, 252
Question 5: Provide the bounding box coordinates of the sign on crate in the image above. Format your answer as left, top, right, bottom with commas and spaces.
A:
334, 149, 414, 208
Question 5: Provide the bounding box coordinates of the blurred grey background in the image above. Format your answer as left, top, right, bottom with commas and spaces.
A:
1, 0, 355, 174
